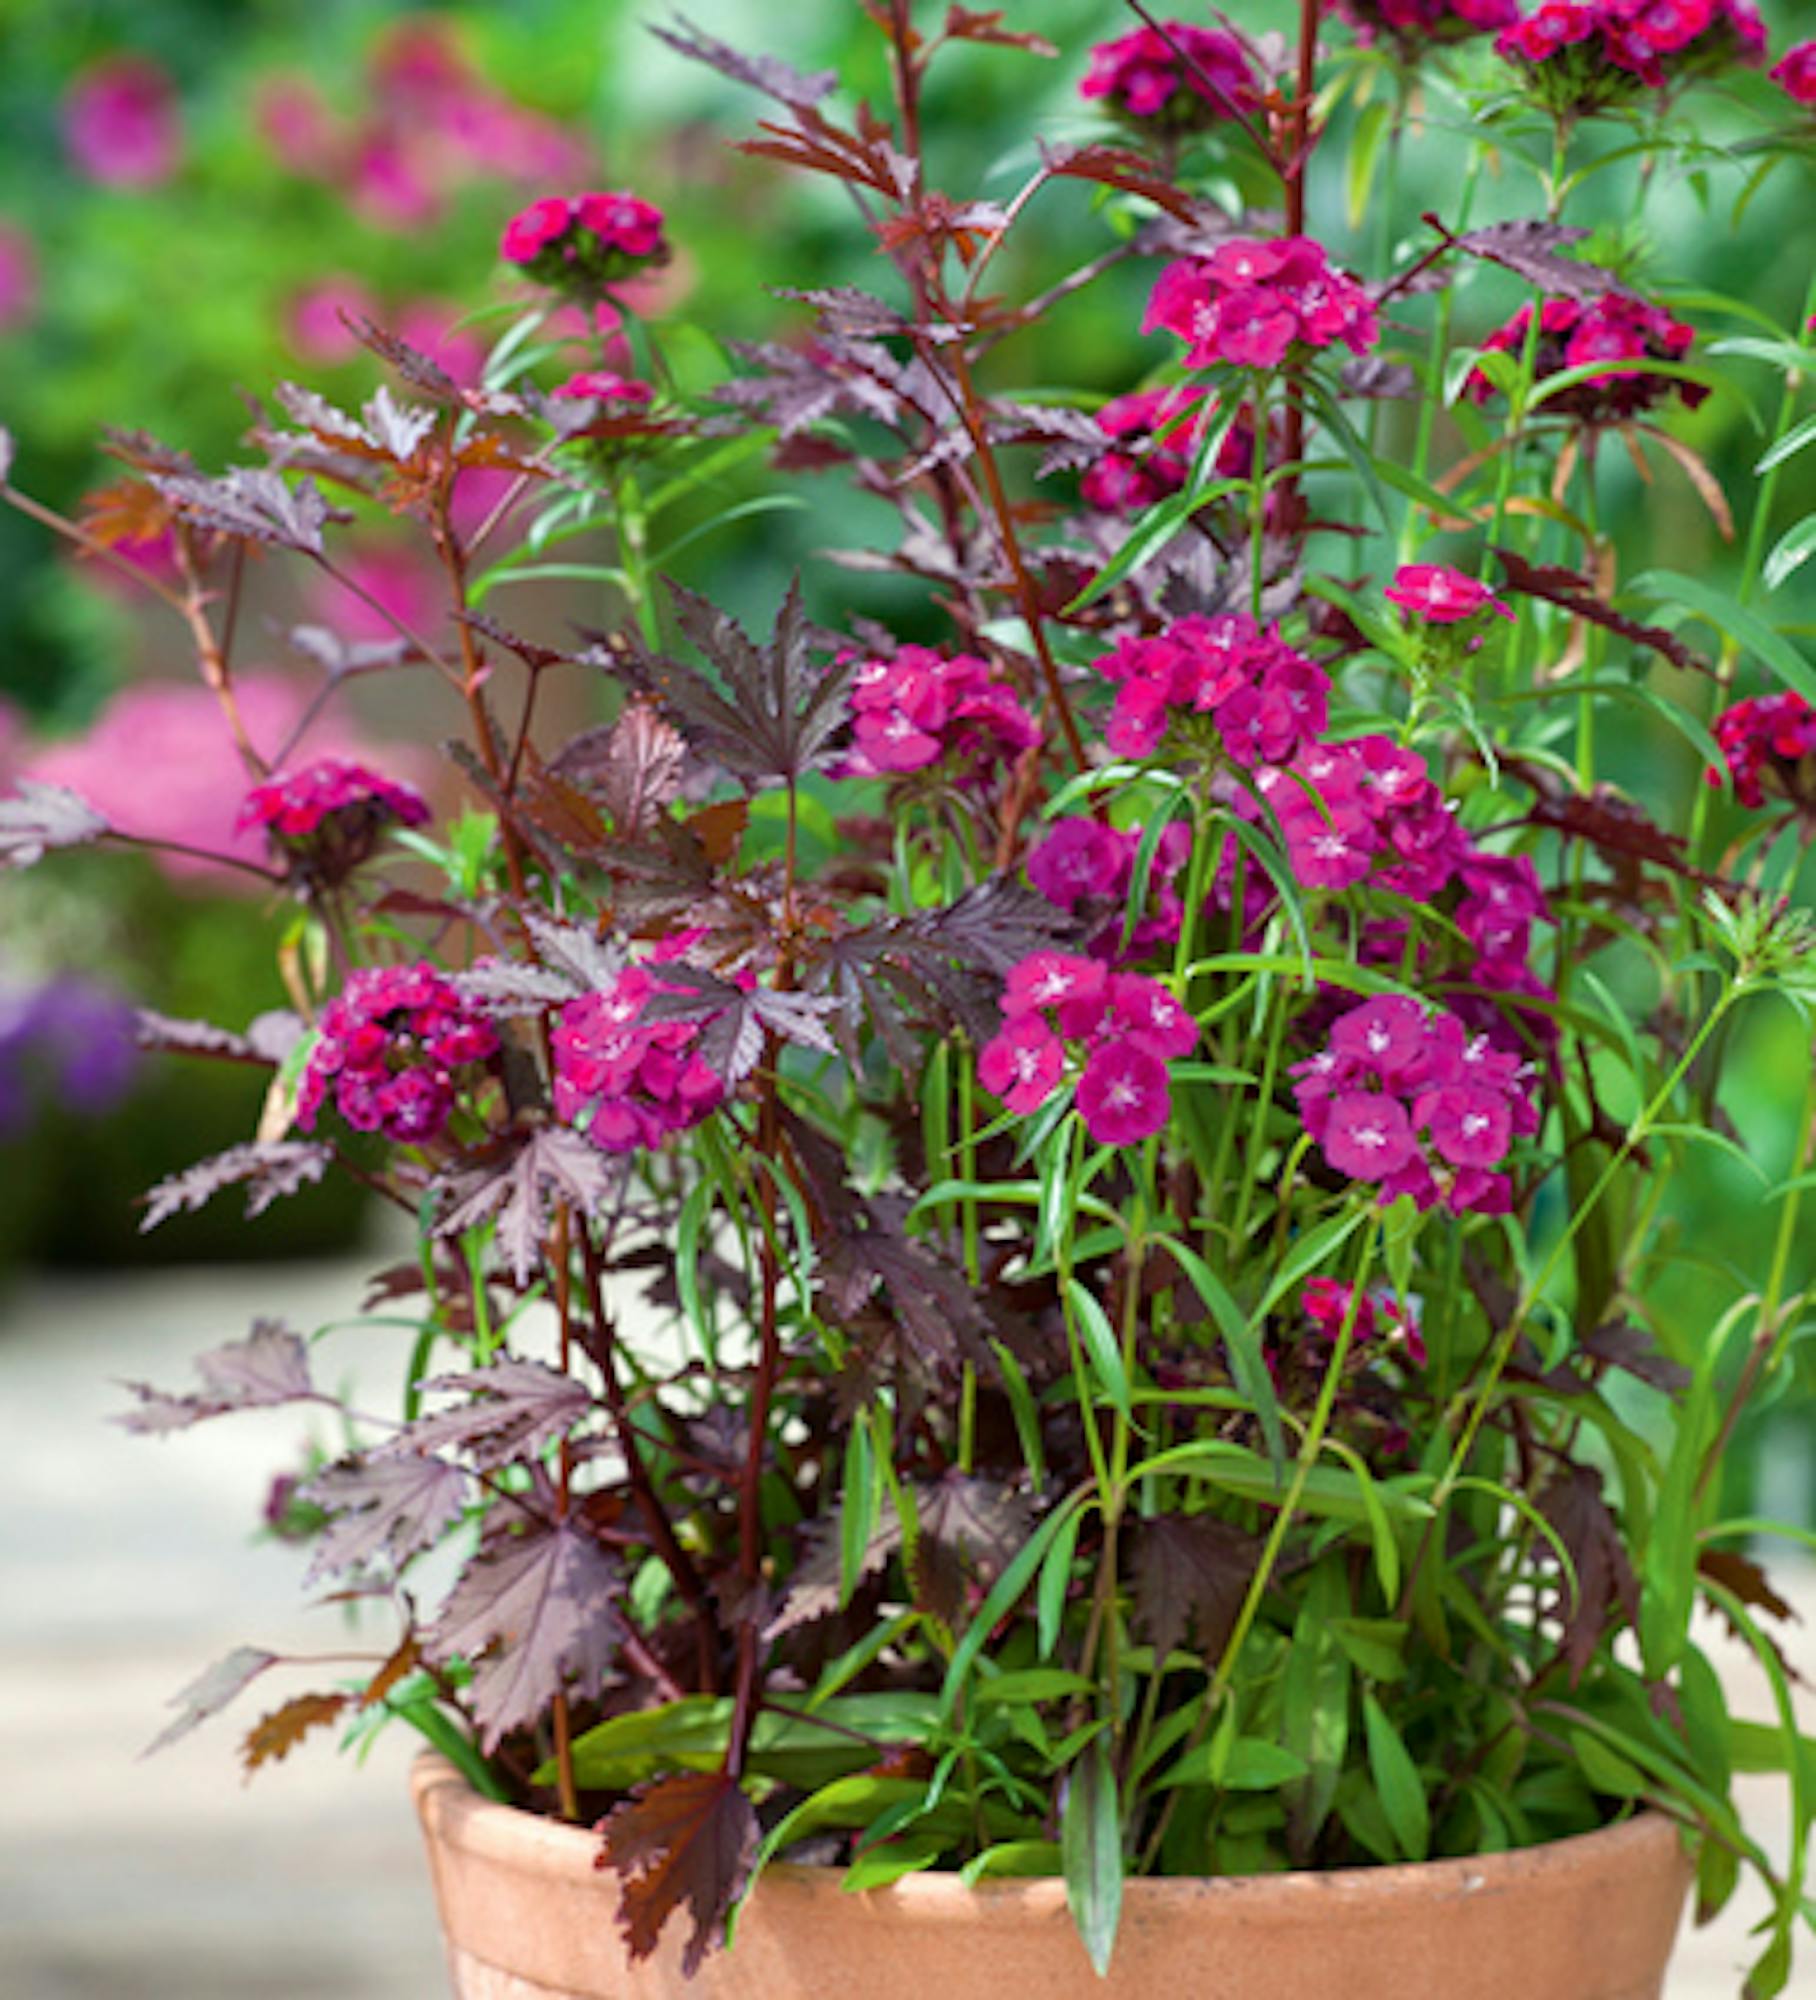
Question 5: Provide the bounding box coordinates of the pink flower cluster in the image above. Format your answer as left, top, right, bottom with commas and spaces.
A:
1027, 818, 1200, 961
1079, 23, 1258, 126
1080, 385, 1257, 515
252, 21, 588, 233
1384, 564, 1513, 625
552, 968, 723, 1154
1773, 41, 1816, 103
1708, 691, 1816, 812
1292, 995, 1537, 1216
1336, 0, 1520, 48
842, 646, 1041, 783
238, 758, 429, 841
299, 964, 499, 1145
500, 192, 668, 286
1303, 1277, 1427, 1365
979, 955, 1197, 1146
1145, 238, 1380, 373
1496, 1, 1766, 112
1468, 293, 1704, 426
62, 56, 183, 189
551, 370, 655, 408
1093, 612, 1329, 765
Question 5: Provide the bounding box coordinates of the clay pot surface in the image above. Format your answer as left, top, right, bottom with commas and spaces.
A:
412, 1752, 1691, 2000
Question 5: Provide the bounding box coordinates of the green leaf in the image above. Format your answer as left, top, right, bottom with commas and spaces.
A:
1159, 1736, 1310, 1792
1283, 1565, 1351, 1850
840, 1413, 880, 1610
843, 1835, 946, 1891
1038, 1498, 1089, 1658
1066, 1277, 1131, 1419
1346, 98, 1394, 231
961, 1840, 1063, 1885
1363, 1693, 1431, 1861
942, 1492, 1092, 1713
1628, 570, 1816, 708
1328, 1617, 1409, 1683
1254, 1209, 1370, 1324
1571, 1729, 1649, 1799
1764, 515, 1816, 594
1757, 409, 1816, 474
975, 1668, 1096, 1706
1062, 1735, 1124, 1979
1156, 1233, 1284, 1476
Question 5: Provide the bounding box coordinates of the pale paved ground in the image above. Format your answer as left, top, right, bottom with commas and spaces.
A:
1, 1254, 1810, 1999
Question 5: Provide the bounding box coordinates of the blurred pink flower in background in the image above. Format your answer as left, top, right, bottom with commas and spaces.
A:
0, 222, 38, 334
395, 299, 486, 384
62, 56, 183, 188
23, 674, 420, 888
351, 134, 441, 230
75, 529, 182, 601
308, 545, 447, 648
254, 75, 343, 176
285, 275, 380, 363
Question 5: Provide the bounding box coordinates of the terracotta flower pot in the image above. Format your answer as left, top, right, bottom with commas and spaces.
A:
411, 1753, 1693, 1999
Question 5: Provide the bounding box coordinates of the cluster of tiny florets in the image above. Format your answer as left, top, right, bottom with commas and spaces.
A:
979, 954, 1198, 1145
1772, 40, 1816, 104
1335, 0, 1520, 51
842, 646, 1042, 784
299, 963, 499, 1144
1080, 384, 1257, 515
237, 758, 430, 885
552, 966, 723, 1154
499, 190, 668, 284
1709, 691, 1816, 812
550, 370, 655, 408
1468, 292, 1703, 425
1495, 1, 1765, 113
1292, 995, 1537, 1215
1094, 612, 1329, 766
1078, 22, 1258, 128
1144, 238, 1380, 373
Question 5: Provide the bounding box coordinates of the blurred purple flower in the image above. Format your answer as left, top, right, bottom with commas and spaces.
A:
0, 976, 139, 1137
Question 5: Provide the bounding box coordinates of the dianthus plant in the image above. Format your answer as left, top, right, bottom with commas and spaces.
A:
5, 3, 1815, 1992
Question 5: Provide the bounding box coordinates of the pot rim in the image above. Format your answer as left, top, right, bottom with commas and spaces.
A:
410, 1749, 1689, 1910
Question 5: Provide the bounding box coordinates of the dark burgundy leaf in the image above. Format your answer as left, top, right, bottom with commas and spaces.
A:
649, 13, 838, 109
1538, 1466, 1640, 1681
910, 1472, 1033, 1626
1441, 219, 1620, 300
766, 1513, 900, 1638
595, 1770, 758, 1975
1038, 142, 1204, 225
143, 1646, 279, 1757
1698, 1548, 1799, 1627
0, 781, 109, 869
1493, 548, 1711, 677
943, 6, 1057, 54
437, 1128, 624, 1284
151, 467, 335, 554
1131, 1515, 1258, 1663
426, 1519, 625, 1751
1580, 1321, 1692, 1394
639, 965, 844, 1083
301, 1450, 472, 1583
135, 1008, 302, 1067
139, 1140, 335, 1233
405, 1355, 595, 1469
594, 701, 688, 835
117, 1319, 318, 1435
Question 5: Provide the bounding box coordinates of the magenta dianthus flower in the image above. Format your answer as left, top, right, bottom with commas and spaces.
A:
550, 370, 655, 407
552, 967, 723, 1155
299, 963, 498, 1145
1079, 23, 1258, 128
1495, 0, 1764, 115
1384, 564, 1513, 625
1772, 40, 1816, 104
842, 645, 1040, 784
238, 759, 430, 885
1708, 691, 1816, 813
1336, 0, 1520, 52
1467, 292, 1703, 426
1094, 612, 1329, 767
1145, 238, 1379, 373
1080, 385, 1259, 515
500, 190, 668, 292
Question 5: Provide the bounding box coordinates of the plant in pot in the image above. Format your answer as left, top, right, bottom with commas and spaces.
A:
4, 2, 1814, 1994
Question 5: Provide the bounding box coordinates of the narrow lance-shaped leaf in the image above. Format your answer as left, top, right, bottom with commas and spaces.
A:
1061, 1734, 1124, 1978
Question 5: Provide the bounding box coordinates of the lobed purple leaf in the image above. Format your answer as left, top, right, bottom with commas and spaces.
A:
0, 781, 109, 869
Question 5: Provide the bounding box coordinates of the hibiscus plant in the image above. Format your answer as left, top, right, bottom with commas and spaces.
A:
4, 2, 1814, 1991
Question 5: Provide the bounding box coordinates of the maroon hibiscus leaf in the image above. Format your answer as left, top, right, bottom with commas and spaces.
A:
592, 700, 690, 836
648, 13, 838, 110
117, 1319, 318, 1435
1538, 1465, 1641, 1682
142, 1645, 280, 1757
1439, 219, 1620, 301
135, 1008, 303, 1067
437, 1127, 624, 1284
595, 1770, 759, 1976
138, 1140, 335, 1232
1697, 1548, 1800, 1628
638, 964, 845, 1084
943, 6, 1057, 55
151, 466, 336, 555
1131, 1515, 1259, 1663
1493, 548, 1711, 678
909, 1472, 1033, 1626
426, 1520, 625, 1752
0, 781, 110, 869
404, 1356, 595, 1470
300, 1450, 473, 1584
